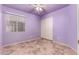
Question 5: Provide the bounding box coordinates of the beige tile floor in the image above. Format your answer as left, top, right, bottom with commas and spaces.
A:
2, 39, 76, 55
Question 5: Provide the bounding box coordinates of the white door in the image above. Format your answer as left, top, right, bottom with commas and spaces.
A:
41, 16, 53, 40
77, 5, 79, 54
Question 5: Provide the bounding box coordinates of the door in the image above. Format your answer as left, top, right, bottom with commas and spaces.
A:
77, 5, 79, 54
41, 16, 53, 40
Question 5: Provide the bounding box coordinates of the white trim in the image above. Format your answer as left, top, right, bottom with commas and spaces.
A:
3, 11, 26, 18
40, 38, 77, 54
2, 37, 41, 47
53, 40, 77, 54
77, 5, 79, 55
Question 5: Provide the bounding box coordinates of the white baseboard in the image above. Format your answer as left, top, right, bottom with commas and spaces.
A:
3, 37, 41, 47
53, 40, 77, 53
41, 38, 77, 53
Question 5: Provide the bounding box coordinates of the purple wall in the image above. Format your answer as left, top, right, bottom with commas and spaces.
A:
66, 5, 77, 50
2, 6, 41, 45
0, 5, 2, 45
42, 5, 77, 50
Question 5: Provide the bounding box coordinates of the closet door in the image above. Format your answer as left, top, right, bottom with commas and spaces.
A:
41, 17, 53, 40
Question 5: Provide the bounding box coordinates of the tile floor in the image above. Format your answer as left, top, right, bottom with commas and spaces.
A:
1, 39, 76, 55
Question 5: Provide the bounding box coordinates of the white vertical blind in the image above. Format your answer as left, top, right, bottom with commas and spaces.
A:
4, 12, 25, 32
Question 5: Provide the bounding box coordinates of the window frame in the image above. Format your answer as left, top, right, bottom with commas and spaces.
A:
4, 12, 26, 32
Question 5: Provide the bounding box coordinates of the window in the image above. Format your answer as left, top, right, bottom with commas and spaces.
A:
4, 12, 25, 32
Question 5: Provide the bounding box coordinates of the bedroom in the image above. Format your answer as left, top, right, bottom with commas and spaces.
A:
0, 4, 77, 55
